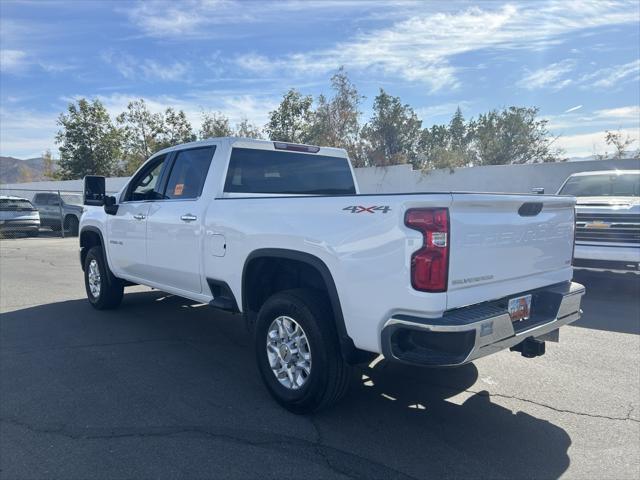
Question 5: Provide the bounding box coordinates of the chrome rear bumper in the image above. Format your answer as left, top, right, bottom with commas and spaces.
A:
381, 281, 585, 367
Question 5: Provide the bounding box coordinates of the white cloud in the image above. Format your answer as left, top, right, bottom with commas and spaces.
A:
230, 1, 639, 92
0, 49, 28, 72
0, 107, 58, 158
556, 128, 639, 158
101, 51, 191, 82
547, 105, 640, 131
564, 105, 583, 113
579, 59, 640, 89
518, 60, 576, 90
592, 105, 640, 121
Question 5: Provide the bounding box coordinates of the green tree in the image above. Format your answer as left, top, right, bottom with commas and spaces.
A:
264, 89, 313, 143
157, 108, 196, 150
361, 89, 422, 166
42, 149, 58, 179
308, 67, 365, 165
419, 108, 475, 171
471, 107, 564, 165
117, 99, 164, 174
55, 98, 122, 179
200, 111, 233, 139
235, 118, 263, 139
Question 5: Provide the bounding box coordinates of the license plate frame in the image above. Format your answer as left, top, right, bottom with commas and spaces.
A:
508, 294, 532, 322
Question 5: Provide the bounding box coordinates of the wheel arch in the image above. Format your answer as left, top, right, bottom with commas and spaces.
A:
242, 248, 368, 364
79, 226, 104, 270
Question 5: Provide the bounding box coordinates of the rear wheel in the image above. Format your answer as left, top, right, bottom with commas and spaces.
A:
84, 246, 123, 310
255, 289, 353, 413
65, 215, 79, 236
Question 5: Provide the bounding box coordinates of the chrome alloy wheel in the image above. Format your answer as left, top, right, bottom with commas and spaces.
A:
266, 316, 312, 390
88, 259, 101, 299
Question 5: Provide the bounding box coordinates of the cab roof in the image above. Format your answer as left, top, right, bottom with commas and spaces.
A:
153, 137, 349, 159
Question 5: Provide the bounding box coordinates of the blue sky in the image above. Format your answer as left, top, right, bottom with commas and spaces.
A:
1, 0, 639, 159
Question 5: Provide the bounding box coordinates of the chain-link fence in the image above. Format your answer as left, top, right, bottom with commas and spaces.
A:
0, 188, 84, 240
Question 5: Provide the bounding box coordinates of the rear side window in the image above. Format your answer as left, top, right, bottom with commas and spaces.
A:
164, 146, 215, 199
33, 193, 52, 204
0, 199, 35, 211
224, 148, 356, 195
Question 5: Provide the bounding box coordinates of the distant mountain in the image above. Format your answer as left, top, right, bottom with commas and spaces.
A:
0, 156, 58, 184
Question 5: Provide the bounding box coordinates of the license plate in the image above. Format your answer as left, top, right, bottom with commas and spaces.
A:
508, 294, 532, 322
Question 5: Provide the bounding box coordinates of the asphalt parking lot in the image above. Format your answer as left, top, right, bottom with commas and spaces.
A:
1, 237, 639, 479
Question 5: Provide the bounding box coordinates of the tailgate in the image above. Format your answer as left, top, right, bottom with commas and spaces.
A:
447, 193, 575, 309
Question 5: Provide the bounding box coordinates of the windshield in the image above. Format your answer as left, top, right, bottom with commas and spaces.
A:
61, 194, 83, 205
559, 173, 640, 197
0, 198, 36, 211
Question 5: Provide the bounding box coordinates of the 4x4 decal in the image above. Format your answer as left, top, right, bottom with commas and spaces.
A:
342, 206, 391, 214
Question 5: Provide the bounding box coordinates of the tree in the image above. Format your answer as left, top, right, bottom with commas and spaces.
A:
602, 130, 638, 159
116, 99, 164, 174
17, 165, 33, 183
200, 111, 233, 139
235, 118, 263, 139
419, 107, 477, 171
55, 98, 122, 180
361, 89, 422, 166
308, 68, 365, 165
264, 89, 313, 143
471, 107, 564, 165
157, 108, 196, 150
42, 149, 58, 179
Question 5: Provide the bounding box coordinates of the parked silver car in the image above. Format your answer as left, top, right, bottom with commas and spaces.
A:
0, 196, 41, 237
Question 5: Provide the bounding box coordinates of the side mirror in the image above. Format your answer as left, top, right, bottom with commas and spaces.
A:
104, 195, 119, 215
84, 176, 106, 206
532, 187, 545, 195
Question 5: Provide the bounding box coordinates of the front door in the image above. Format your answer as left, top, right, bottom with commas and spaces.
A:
145, 146, 216, 294
107, 154, 169, 279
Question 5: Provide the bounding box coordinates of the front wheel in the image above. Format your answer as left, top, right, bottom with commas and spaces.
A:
255, 289, 353, 414
84, 246, 123, 310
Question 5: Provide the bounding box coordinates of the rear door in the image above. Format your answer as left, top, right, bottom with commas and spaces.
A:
447, 194, 575, 309
107, 154, 170, 279
145, 145, 216, 294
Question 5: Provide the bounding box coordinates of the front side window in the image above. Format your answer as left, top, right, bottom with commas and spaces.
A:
224, 148, 356, 195
164, 147, 215, 200
128, 154, 168, 201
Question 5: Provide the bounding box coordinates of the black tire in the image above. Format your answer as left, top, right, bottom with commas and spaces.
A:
84, 246, 124, 310
65, 215, 79, 236
27, 229, 39, 237
255, 289, 353, 414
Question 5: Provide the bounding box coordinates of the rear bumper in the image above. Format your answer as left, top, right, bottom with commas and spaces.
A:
381, 281, 585, 367
574, 244, 640, 274
0, 219, 40, 232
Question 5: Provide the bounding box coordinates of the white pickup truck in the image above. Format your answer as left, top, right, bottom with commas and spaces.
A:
557, 170, 640, 274
80, 137, 585, 413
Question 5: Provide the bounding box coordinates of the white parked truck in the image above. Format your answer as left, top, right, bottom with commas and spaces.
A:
557, 170, 640, 275
79, 137, 585, 413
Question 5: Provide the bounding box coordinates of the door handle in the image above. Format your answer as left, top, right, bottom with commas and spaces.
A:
180, 214, 197, 222
133, 214, 146, 220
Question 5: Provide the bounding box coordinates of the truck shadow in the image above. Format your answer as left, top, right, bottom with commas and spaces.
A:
0, 292, 570, 479
573, 271, 640, 335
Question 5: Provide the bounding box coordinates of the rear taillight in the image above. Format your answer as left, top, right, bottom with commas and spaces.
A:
405, 208, 450, 292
